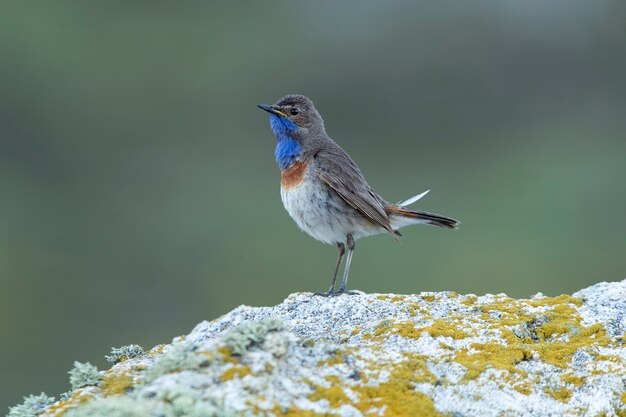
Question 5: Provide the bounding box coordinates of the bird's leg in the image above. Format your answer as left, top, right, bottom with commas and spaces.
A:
314, 242, 345, 296
338, 234, 355, 294
327, 242, 346, 293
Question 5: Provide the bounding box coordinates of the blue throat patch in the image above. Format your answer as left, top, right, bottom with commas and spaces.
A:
269, 113, 301, 171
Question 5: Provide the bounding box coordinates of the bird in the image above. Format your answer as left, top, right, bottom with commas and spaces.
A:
258, 94, 459, 296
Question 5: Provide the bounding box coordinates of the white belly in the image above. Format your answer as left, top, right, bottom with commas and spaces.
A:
280, 173, 383, 244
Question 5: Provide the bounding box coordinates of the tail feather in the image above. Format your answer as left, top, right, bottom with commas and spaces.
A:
385, 205, 459, 229
397, 190, 430, 206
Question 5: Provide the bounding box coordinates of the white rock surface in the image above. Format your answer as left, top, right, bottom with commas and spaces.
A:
12, 279, 626, 417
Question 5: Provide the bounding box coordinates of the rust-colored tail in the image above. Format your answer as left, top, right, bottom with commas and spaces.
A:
385, 205, 459, 229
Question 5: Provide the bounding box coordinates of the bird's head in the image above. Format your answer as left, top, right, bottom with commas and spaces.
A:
257, 94, 324, 138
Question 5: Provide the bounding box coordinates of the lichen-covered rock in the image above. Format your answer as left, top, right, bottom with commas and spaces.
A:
10, 280, 626, 417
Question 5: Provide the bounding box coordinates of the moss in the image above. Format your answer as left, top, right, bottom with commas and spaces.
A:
68, 362, 100, 390
105, 345, 145, 364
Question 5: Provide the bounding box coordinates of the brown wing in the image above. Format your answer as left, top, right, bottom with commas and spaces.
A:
313, 147, 396, 237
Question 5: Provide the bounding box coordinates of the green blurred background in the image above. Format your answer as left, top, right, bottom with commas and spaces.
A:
2, 0, 625, 410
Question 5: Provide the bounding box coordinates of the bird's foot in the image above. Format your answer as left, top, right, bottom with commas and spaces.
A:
313, 289, 359, 297
313, 291, 339, 297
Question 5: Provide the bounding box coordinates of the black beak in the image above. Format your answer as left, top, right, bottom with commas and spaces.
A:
257, 104, 287, 117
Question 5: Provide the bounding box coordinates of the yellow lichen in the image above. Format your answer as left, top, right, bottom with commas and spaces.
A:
220, 364, 251, 382
308, 348, 438, 416
454, 342, 531, 380
461, 296, 478, 306
41, 391, 93, 417
512, 381, 533, 395
217, 346, 234, 361
455, 293, 612, 381
319, 352, 345, 366
390, 320, 470, 340
100, 371, 134, 396
273, 405, 325, 416
148, 344, 167, 356
308, 385, 350, 407
544, 386, 573, 402
357, 386, 441, 416
560, 373, 585, 387
366, 319, 470, 342
536, 323, 611, 368
354, 356, 440, 416
377, 295, 406, 303
301, 338, 315, 347
527, 294, 583, 308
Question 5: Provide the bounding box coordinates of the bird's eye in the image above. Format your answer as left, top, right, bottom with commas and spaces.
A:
290, 107, 300, 116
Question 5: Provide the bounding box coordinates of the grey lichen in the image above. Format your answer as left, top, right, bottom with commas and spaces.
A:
11, 280, 626, 417
59, 391, 73, 402
105, 344, 145, 364
63, 394, 239, 417
142, 342, 208, 384
7, 393, 55, 417
64, 397, 153, 417
222, 317, 284, 355
68, 361, 101, 390
141, 386, 239, 417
